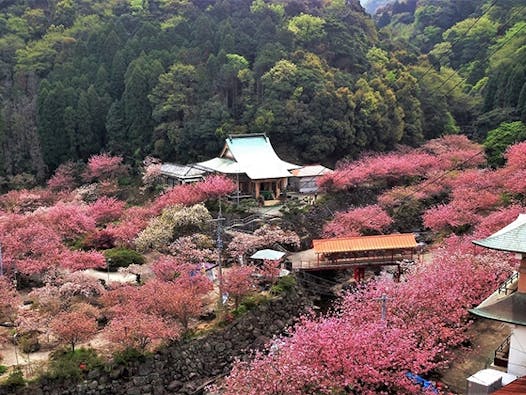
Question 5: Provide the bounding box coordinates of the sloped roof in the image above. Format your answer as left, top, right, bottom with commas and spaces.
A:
250, 249, 286, 260
222, 134, 300, 180
195, 157, 243, 174
160, 163, 205, 180
313, 233, 417, 254
291, 164, 333, 178
470, 291, 526, 326
473, 214, 526, 254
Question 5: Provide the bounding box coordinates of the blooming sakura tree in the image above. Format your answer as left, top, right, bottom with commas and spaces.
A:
50, 310, 98, 351
422, 135, 486, 169
323, 204, 393, 237
141, 157, 163, 189
151, 175, 235, 213
227, 225, 300, 261
151, 255, 189, 282
151, 184, 206, 213
169, 234, 215, 264
82, 154, 129, 182
105, 205, 156, 247
0, 188, 56, 214
143, 278, 212, 331
223, 265, 255, 308
47, 161, 81, 192
259, 260, 281, 285
499, 142, 526, 195
105, 311, 178, 351
196, 175, 236, 199
219, 236, 512, 394
0, 217, 63, 275
0, 277, 21, 325
87, 197, 126, 225
33, 202, 95, 242
318, 135, 484, 193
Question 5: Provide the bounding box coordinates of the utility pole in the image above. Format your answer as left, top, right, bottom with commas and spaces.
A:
210, 199, 226, 307
375, 293, 389, 322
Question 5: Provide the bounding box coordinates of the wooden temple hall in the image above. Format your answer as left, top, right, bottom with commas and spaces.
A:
293, 233, 419, 281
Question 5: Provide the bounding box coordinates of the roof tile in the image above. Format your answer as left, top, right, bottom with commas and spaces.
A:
313, 233, 417, 254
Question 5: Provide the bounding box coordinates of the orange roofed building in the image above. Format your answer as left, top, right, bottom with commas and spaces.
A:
294, 233, 418, 281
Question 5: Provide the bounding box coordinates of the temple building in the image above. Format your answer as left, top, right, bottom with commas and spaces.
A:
196, 134, 300, 199
467, 214, 526, 393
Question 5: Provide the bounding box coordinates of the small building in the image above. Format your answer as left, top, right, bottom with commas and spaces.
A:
160, 163, 205, 187
470, 214, 526, 378
196, 134, 300, 199
293, 233, 418, 281
289, 164, 333, 194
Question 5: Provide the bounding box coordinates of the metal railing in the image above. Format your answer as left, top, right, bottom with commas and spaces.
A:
494, 335, 511, 368
498, 271, 519, 295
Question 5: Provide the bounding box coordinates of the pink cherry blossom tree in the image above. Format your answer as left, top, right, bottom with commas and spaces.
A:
323, 204, 393, 237
87, 197, 126, 225
47, 161, 81, 192
83, 154, 129, 182
223, 265, 255, 308
104, 311, 178, 351
50, 310, 98, 351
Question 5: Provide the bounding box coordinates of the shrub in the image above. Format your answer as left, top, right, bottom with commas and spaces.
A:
4, 367, 25, 389
232, 304, 248, 317
103, 248, 145, 271
46, 347, 102, 381
270, 275, 296, 295
239, 294, 270, 310
0, 365, 7, 375
112, 347, 147, 365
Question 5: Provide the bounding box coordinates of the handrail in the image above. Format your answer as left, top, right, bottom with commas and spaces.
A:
498, 271, 519, 295
494, 335, 511, 359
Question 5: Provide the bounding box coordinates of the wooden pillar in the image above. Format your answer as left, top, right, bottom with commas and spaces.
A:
255, 181, 261, 199
275, 179, 281, 198
518, 255, 526, 293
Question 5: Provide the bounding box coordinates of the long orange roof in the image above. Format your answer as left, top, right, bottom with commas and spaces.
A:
313, 233, 417, 254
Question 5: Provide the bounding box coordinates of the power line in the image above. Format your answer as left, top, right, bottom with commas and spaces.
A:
396, 0, 498, 87
441, 14, 526, 99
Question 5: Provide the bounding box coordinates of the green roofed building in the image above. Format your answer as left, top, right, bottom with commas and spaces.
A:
196, 134, 301, 199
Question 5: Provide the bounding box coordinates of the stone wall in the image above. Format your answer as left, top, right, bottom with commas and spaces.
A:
4, 287, 310, 395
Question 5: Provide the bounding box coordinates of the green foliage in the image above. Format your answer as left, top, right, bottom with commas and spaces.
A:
270, 275, 297, 295
288, 14, 326, 43
112, 347, 147, 365
484, 121, 526, 167
103, 248, 145, 271
239, 293, 270, 310
0, 365, 8, 375
3, 367, 25, 389
46, 347, 102, 381
232, 304, 248, 318
0, 0, 523, 178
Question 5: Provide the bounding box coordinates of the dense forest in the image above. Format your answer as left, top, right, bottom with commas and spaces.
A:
0, 0, 525, 187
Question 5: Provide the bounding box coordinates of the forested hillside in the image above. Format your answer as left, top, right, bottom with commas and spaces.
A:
0, 0, 524, 188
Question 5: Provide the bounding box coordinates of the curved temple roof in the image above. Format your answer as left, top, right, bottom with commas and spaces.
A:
197, 134, 300, 180
473, 214, 526, 254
